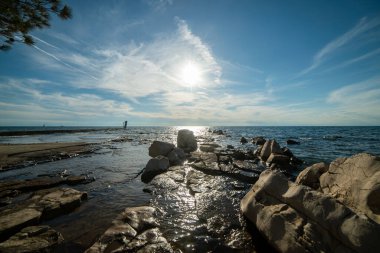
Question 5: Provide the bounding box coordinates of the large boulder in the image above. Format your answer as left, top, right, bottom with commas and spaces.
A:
296, 162, 328, 190
252, 136, 266, 145
141, 156, 170, 183
167, 147, 186, 166
148, 141, 175, 157
320, 153, 380, 223
177, 129, 197, 153
0, 226, 64, 253
259, 140, 282, 161
241, 169, 380, 253
266, 153, 290, 166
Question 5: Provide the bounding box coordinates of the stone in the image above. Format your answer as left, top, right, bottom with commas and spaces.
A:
241, 169, 380, 253
320, 153, 380, 223
200, 143, 220, 153
281, 147, 294, 157
0, 208, 41, 240
0, 226, 64, 253
85, 206, 172, 253
266, 153, 290, 166
30, 188, 88, 220
227, 145, 234, 149
240, 137, 248, 144
141, 156, 170, 183
148, 141, 175, 157
212, 129, 224, 135
252, 136, 266, 145
0, 188, 86, 240
296, 162, 328, 190
259, 140, 282, 161
177, 129, 197, 153
286, 139, 300, 145
167, 147, 186, 166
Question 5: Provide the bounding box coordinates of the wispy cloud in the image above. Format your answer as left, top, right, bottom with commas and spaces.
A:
299, 17, 380, 76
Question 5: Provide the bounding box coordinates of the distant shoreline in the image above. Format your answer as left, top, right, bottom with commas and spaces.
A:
0, 128, 121, 137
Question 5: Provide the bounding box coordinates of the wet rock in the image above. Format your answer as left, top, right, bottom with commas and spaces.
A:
259, 139, 282, 161
86, 206, 172, 253
320, 153, 380, 223
167, 147, 186, 166
30, 188, 88, 220
281, 147, 293, 157
266, 153, 290, 166
148, 141, 175, 157
286, 139, 300, 145
0, 175, 94, 198
240, 137, 248, 144
141, 156, 170, 183
232, 150, 246, 160
177, 129, 197, 153
0, 208, 41, 240
241, 169, 380, 253
0, 225, 64, 253
226, 145, 234, 149
200, 143, 220, 152
296, 162, 328, 189
212, 129, 224, 135
252, 136, 266, 145
0, 188, 86, 240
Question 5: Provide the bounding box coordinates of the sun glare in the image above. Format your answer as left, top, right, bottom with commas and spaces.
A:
180, 61, 202, 86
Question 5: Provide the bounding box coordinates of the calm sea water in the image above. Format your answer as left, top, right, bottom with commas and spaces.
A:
0, 126, 379, 251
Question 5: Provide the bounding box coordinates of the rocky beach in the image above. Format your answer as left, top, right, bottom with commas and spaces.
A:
0, 127, 379, 252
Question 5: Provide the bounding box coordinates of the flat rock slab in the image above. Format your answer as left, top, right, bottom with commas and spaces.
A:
0, 175, 94, 198
0, 188, 87, 240
0, 142, 95, 170
0, 225, 64, 253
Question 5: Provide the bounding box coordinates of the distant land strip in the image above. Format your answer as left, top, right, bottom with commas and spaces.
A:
0, 128, 120, 136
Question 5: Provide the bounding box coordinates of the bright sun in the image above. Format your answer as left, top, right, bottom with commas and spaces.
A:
180, 61, 202, 86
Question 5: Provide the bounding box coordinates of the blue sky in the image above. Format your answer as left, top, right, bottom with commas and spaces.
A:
1, 0, 380, 126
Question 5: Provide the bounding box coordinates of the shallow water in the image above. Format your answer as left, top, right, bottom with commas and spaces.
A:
0, 126, 379, 251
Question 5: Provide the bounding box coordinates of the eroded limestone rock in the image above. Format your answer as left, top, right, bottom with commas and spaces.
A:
259, 140, 282, 161
241, 169, 380, 253
296, 162, 328, 190
320, 153, 380, 223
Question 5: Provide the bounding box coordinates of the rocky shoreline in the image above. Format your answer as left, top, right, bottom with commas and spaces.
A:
0, 129, 379, 252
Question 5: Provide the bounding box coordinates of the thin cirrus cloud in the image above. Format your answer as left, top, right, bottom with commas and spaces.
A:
298, 17, 380, 76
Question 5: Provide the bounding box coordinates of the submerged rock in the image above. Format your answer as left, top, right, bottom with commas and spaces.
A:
0, 225, 64, 253
148, 141, 175, 157
240, 137, 248, 144
199, 143, 220, 153
141, 156, 170, 183
177, 129, 197, 153
286, 139, 300, 145
241, 169, 380, 253
252, 136, 266, 145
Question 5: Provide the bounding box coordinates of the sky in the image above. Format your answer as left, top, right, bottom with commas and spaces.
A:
0, 0, 380, 126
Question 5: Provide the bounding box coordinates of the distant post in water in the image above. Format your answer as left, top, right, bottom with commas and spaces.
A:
123, 121, 128, 129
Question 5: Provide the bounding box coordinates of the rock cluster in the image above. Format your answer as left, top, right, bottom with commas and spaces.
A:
241, 153, 380, 253
0, 188, 87, 240
86, 206, 173, 253
142, 130, 195, 183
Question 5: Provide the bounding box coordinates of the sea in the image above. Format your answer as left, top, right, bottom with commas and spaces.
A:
0, 126, 379, 251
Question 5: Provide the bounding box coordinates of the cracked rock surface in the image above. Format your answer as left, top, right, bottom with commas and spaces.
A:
242, 160, 380, 253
